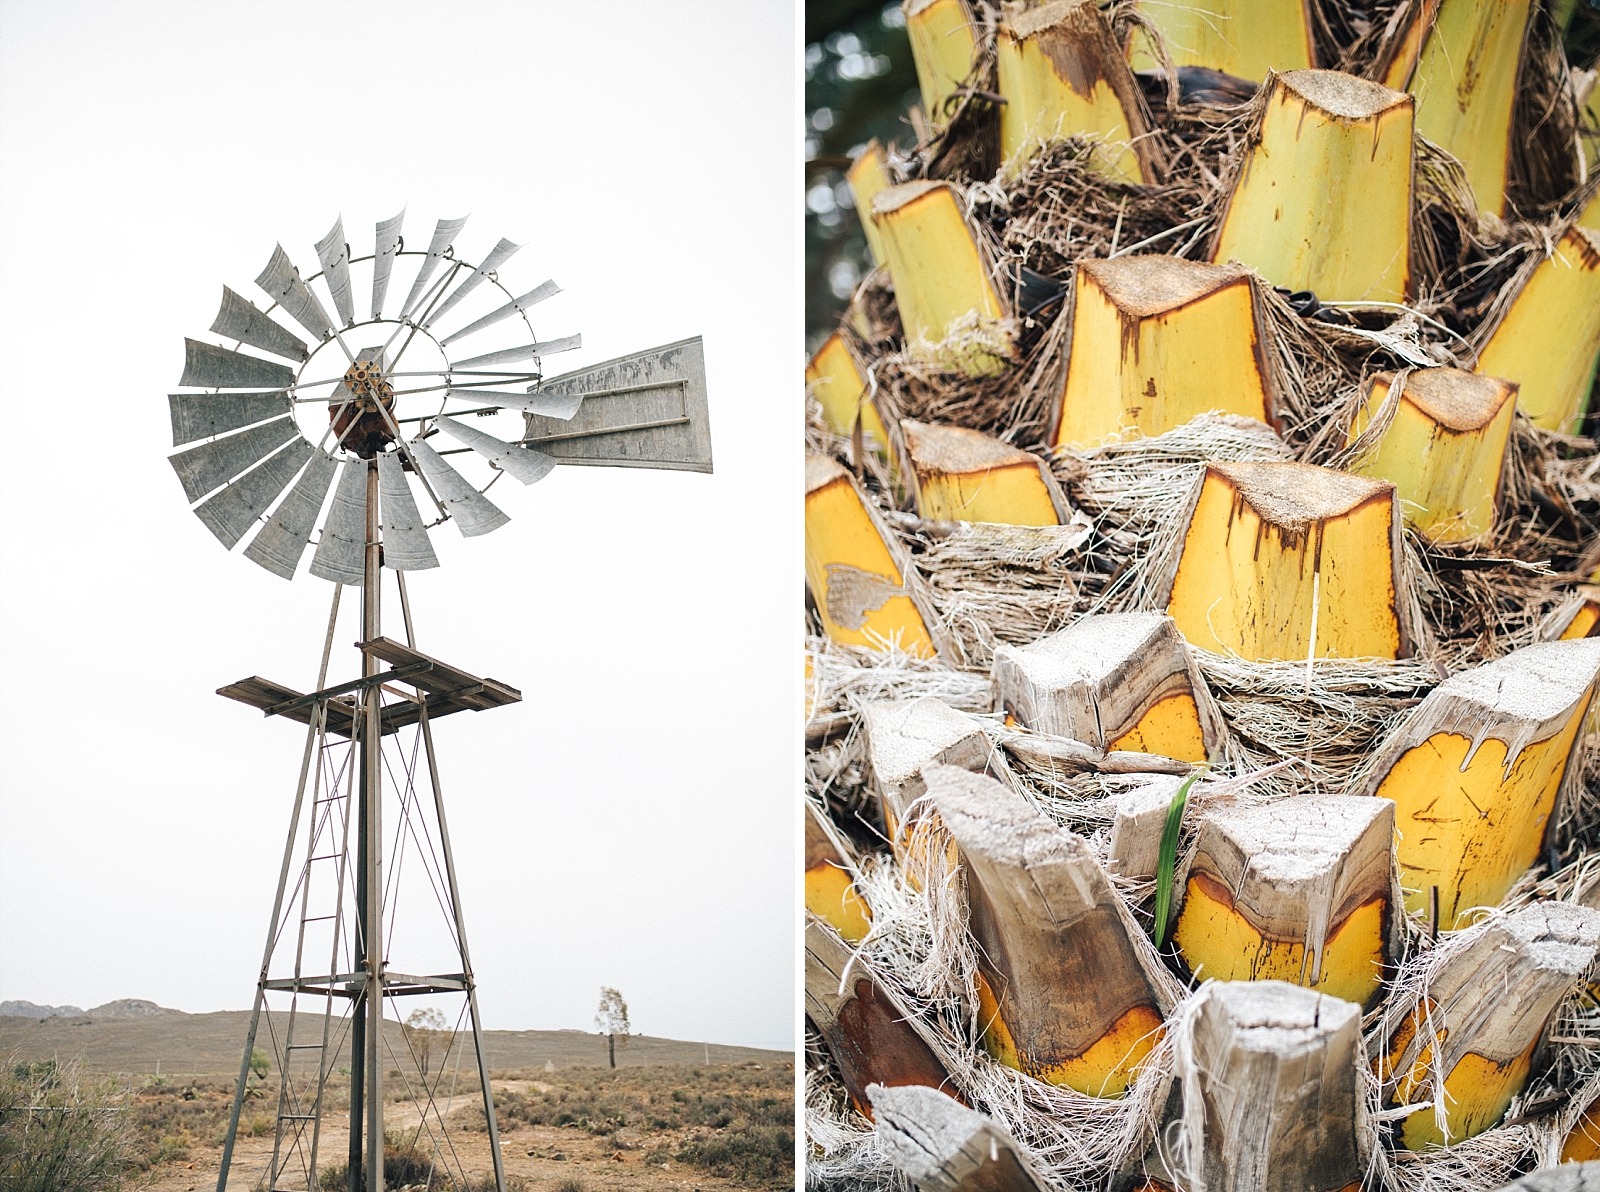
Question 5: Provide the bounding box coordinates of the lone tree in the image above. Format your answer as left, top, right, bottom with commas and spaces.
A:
595, 986, 630, 1069
403, 1007, 450, 1079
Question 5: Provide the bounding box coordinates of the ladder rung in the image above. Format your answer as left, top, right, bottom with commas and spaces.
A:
309, 853, 343, 862
278, 1113, 318, 1120
302, 914, 337, 922
286, 1043, 325, 1050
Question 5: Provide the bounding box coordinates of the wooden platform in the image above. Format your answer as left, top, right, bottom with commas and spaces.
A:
217, 636, 521, 737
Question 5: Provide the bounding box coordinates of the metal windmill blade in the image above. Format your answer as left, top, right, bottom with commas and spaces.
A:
168, 213, 596, 582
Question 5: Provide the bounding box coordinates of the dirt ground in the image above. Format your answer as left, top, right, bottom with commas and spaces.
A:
142, 1097, 762, 1191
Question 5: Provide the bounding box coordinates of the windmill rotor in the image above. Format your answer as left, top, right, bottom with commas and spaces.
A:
168, 212, 591, 581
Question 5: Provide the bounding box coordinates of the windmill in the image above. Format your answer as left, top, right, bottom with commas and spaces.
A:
169, 211, 711, 1192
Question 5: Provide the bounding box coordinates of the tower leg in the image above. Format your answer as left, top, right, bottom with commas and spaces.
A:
361, 460, 385, 1192
419, 703, 507, 1191
218, 689, 331, 1190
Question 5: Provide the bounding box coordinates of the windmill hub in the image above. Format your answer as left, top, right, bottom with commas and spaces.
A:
331, 357, 398, 458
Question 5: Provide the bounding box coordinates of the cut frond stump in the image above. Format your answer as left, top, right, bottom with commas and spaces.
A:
870, 181, 1012, 375
1171, 795, 1398, 1006
1126, 0, 1314, 83
806, 453, 939, 656
1475, 226, 1600, 435
1160, 461, 1407, 662
991, 611, 1222, 762
1357, 637, 1600, 931
1347, 367, 1516, 544
995, 0, 1155, 183
807, 332, 890, 450
926, 763, 1170, 1096
846, 140, 892, 268
806, 918, 959, 1119
870, 1083, 1049, 1192
1211, 70, 1413, 303
1390, 0, 1531, 219
805, 800, 872, 944
1050, 256, 1276, 451
1143, 981, 1366, 1192
901, 420, 1069, 526
863, 696, 998, 878
904, 0, 980, 130
1377, 901, 1600, 1149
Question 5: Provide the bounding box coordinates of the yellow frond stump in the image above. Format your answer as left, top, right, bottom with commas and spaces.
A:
996, 0, 1154, 182
1160, 461, 1406, 662
1143, 981, 1366, 1192
1212, 70, 1413, 304
1476, 226, 1600, 435
1357, 637, 1600, 931
1347, 367, 1516, 544
806, 332, 889, 451
1378, 903, 1600, 1149
1172, 795, 1398, 1007
1051, 255, 1276, 451
928, 764, 1170, 1097
992, 611, 1221, 762
1402, 0, 1532, 219
871, 180, 1012, 374
863, 696, 996, 878
901, 420, 1068, 526
903, 0, 979, 129
805, 454, 937, 656
804, 801, 871, 944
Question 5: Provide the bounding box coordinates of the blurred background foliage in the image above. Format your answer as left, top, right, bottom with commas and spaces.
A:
805, 1, 919, 351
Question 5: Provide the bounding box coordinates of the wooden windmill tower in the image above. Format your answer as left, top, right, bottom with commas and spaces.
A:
167, 211, 711, 1191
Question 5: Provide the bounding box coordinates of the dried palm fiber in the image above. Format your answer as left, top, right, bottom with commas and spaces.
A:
888, 515, 1093, 669
1195, 653, 1440, 796
805, 638, 995, 851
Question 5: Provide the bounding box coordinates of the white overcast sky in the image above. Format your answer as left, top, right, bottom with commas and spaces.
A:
0, 0, 798, 1052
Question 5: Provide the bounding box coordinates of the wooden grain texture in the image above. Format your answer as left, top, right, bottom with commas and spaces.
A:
992, 611, 1222, 763
1142, 980, 1365, 1192
1378, 901, 1600, 1149
871, 1082, 1048, 1192
926, 763, 1169, 1095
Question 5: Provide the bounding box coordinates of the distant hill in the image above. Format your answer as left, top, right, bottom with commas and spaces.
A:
0, 1008, 782, 1076
0, 1000, 85, 1019
0, 998, 181, 1022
